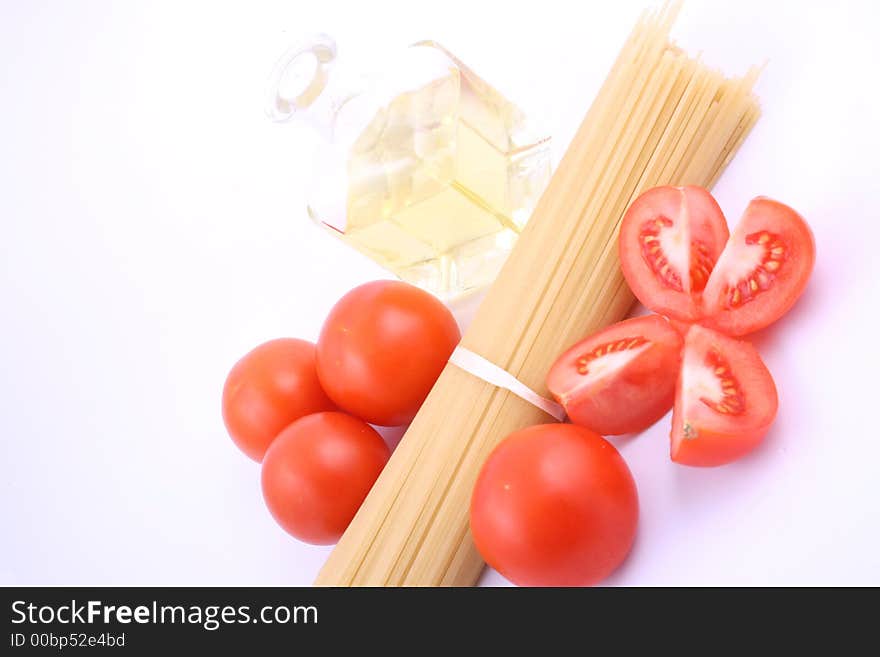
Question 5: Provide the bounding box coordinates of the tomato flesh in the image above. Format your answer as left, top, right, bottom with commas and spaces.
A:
671, 325, 777, 467
701, 197, 815, 336
470, 424, 638, 587
546, 315, 683, 435
619, 186, 730, 322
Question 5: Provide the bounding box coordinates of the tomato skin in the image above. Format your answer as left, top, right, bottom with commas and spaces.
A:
671, 325, 778, 467
222, 338, 336, 462
619, 186, 730, 322
316, 281, 461, 426
701, 197, 815, 336
546, 315, 683, 435
671, 422, 769, 468
470, 424, 638, 587
261, 412, 390, 545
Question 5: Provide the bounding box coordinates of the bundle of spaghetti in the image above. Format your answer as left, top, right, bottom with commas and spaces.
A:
317, 2, 761, 586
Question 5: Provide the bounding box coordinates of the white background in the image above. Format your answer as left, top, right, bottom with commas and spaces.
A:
2, 0, 879, 586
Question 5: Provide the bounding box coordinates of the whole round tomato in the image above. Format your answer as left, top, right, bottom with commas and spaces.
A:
261, 412, 390, 545
222, 338, 336, 462
470, 424, 638, 587
316, 281, 460, 426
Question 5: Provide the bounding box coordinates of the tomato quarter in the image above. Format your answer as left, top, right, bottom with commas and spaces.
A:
546, 315, 683, 435
470, 424, 638, 587
701, 197, 815, 336
261, 412, 390, 545
222, 338, 336, 462
316, 281, 461, 426
619, 186, 730, 322
671, 324, 778, 467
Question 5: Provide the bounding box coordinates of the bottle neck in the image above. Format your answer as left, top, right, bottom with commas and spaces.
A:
265, 34, 355, 140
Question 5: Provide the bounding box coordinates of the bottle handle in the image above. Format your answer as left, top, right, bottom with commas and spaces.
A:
265, 34, 337, 123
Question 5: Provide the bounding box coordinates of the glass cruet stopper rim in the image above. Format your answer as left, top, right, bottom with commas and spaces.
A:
265, 33, 337, 122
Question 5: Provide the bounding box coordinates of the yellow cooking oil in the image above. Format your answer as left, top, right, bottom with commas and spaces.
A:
337, 44, 551, 300
268, 36, 551, 300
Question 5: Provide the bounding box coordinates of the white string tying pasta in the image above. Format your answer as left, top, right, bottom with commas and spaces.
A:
448, 346, 566, 422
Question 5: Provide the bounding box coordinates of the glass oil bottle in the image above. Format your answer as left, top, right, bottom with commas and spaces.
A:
266, 34, 551, 301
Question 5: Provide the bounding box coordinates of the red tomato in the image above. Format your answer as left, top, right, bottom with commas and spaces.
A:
546, 315, 683, 435
316, 281, 460, 426
671, 325, 778, 467
222, 338, 336, 462
701, 197, 815, 336
470, 424, 638, 587
619, 186, 730, 322
261, 412, 390, 545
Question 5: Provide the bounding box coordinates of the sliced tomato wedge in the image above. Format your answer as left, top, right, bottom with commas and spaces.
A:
701, 197, 815, 336
671, 324, 777, 467
546, 315, 683, 435
619, 186, 730, 322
